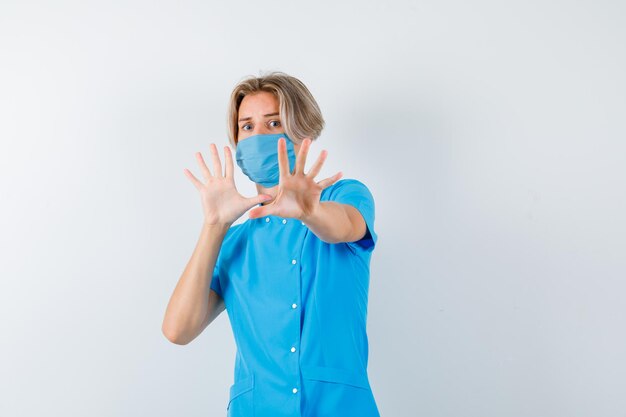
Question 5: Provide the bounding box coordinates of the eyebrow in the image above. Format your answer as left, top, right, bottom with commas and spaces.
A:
238, 112, 280, 122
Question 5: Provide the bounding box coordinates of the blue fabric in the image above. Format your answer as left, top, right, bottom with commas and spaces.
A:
235, 133, 297, 187
211, 178, 380, 417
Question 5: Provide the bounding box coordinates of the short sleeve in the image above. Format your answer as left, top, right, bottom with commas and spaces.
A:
329, 178, 378, 253
210, 254, 223, 298
209, 223, 241, 298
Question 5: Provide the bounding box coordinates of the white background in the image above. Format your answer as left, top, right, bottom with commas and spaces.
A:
1, 1, 624, 416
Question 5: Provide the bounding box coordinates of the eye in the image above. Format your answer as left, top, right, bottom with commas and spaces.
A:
269, 120, 281, 128
241, 124, 252, 131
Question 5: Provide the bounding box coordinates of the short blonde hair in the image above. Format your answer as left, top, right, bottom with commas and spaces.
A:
226, 71, 325, 147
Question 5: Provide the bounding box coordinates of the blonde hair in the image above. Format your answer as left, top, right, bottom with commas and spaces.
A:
226, 71, 325, 147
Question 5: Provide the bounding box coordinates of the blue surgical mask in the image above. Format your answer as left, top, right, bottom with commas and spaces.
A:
235, 133, 297, 187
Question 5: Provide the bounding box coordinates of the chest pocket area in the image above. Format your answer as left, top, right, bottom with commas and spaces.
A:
227, 375, 254, 417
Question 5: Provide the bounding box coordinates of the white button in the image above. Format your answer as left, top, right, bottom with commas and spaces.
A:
292, 388, 298, 394
291, 259, 297, 265
292, 303, 297, 309
265, 217, 270, 222
282, 219, 287, 224
290, 346, 296, 352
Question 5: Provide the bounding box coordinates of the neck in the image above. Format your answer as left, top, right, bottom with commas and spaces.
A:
256, 183, 278, 206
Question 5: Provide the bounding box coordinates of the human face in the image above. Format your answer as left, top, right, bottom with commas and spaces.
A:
237, 91, 301, 154
237, 91, 302, 200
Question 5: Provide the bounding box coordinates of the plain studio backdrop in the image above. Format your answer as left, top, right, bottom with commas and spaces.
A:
1, 1, 624, 416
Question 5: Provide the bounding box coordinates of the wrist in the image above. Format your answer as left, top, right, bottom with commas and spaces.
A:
202, 221, 232, 233
299, 201, 323, 223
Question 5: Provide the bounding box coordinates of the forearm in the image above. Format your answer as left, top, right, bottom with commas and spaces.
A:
162, 222, 230, 344
300, 201, 353, 244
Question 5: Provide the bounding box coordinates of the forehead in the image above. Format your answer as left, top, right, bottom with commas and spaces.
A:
239, 91, 279, 115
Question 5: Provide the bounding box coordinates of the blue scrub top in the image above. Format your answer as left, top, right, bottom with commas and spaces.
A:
211, 178, 380, 417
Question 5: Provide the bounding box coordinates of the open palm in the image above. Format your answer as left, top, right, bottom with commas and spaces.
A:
248, 137, 343, 220
184, 144, 273, 226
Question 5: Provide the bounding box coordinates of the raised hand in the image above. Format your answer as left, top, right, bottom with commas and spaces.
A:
248, 137, 342, 220
184, 143, 273, 226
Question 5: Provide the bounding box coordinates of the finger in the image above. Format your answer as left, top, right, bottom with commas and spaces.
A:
295, 137, 311, 175
224, 146, 234, 179
195, 151, 213, 181
317, 171, 343, 189
277, 137, 290, 179
306, 149, 327, 179
210, 143, 223, 177
247, 194, 273, 210
248, 201, 275, 219
183, 168, 204, 190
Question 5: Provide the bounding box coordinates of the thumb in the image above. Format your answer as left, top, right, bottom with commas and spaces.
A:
248, 194, 273, 207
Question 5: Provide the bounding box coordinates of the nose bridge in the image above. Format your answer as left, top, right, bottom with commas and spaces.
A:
254, 120, 271, 135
